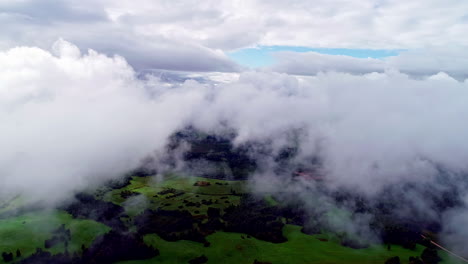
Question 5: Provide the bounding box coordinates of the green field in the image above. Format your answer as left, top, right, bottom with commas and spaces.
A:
118, 224, 461, 264
109, 175, 465, 264
103, 174, 245, 217
0, 211, 109, 263
0, 173, 463, 264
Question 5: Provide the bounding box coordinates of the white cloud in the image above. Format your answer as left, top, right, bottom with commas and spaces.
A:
270, 51, 386, 75
3, 41, 468, 201
0, 0, 239, 72
1, 0, 467, 72
0, 40, 208, 202
270, 48, 468, 80
189, 71, 468, 195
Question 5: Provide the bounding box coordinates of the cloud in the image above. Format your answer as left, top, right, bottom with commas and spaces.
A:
387, 48, 468, 80
0, 0, 107, 23
188, 71, 468, 194
441, 196, 468, 258
0, 0, 240, 72
5, 40, 468, 202
1, 0, 468, 73
270, 48, 468, 79
0, 40, 208, 202
98, 0, 468, 49
252, 0, 468, 49
270, 51, 386, 75
80, 33, 239, 72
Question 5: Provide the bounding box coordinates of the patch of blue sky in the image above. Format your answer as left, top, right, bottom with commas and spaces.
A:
228, 46, 402, 68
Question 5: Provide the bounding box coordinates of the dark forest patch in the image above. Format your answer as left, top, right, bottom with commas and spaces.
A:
134, 209, 206, 243
61, 193, 125, 231
222, 195, 286, 243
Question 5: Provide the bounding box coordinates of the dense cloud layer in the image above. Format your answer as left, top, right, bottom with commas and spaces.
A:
0, 40, 208, 202
1, 41, 468, 255
3, 40, 468, 198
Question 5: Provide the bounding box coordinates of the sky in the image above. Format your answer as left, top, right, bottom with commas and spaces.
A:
2, 0, 468, 257
1, 0, 468, 75
228, 46, 402, 68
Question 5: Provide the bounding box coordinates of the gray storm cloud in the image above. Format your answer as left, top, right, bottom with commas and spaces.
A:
1, 40, 468, 255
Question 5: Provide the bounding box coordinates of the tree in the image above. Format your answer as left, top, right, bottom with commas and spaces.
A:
421, 248, 441, 264
2, 252, 13, 262
385, 256, 400, 264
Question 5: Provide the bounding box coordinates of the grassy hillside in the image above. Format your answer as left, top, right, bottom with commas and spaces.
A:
0, 211, 109, 263
102, 174, 245, 217
120, 224, 461, 264
0, 173, 462, 264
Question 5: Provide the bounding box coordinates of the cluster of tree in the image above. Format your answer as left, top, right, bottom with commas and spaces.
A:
317, 180, 461, 250
45, 224, 72, 249
18, 231, 159, 264
120, 190, 138, 199
199, 207, 223, 235
79, 231, 158, 263
188, 255, 208, 264
166, 191, 185, 199
277, 194, 375, 249
200, 199, 213, 206
134, 209, 206, 243
253, 260, 272, 264
1, 252, 13, 262
385, 256, 400, 264
103, 175, 133, 190
377, 221, 422, 250
1, 249, 21, 262
183, 200, 202, 207
280, 205, 309, 227
167, 128, 257, 180
16, 248, 71, 264
222, 195, 286, 243
384, 246, 441, 264
61, 193, 126, 231
130, 166, 157, 177
135, 195, 288, 246
157, 188, 177, 195
420, 247, 442, 264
